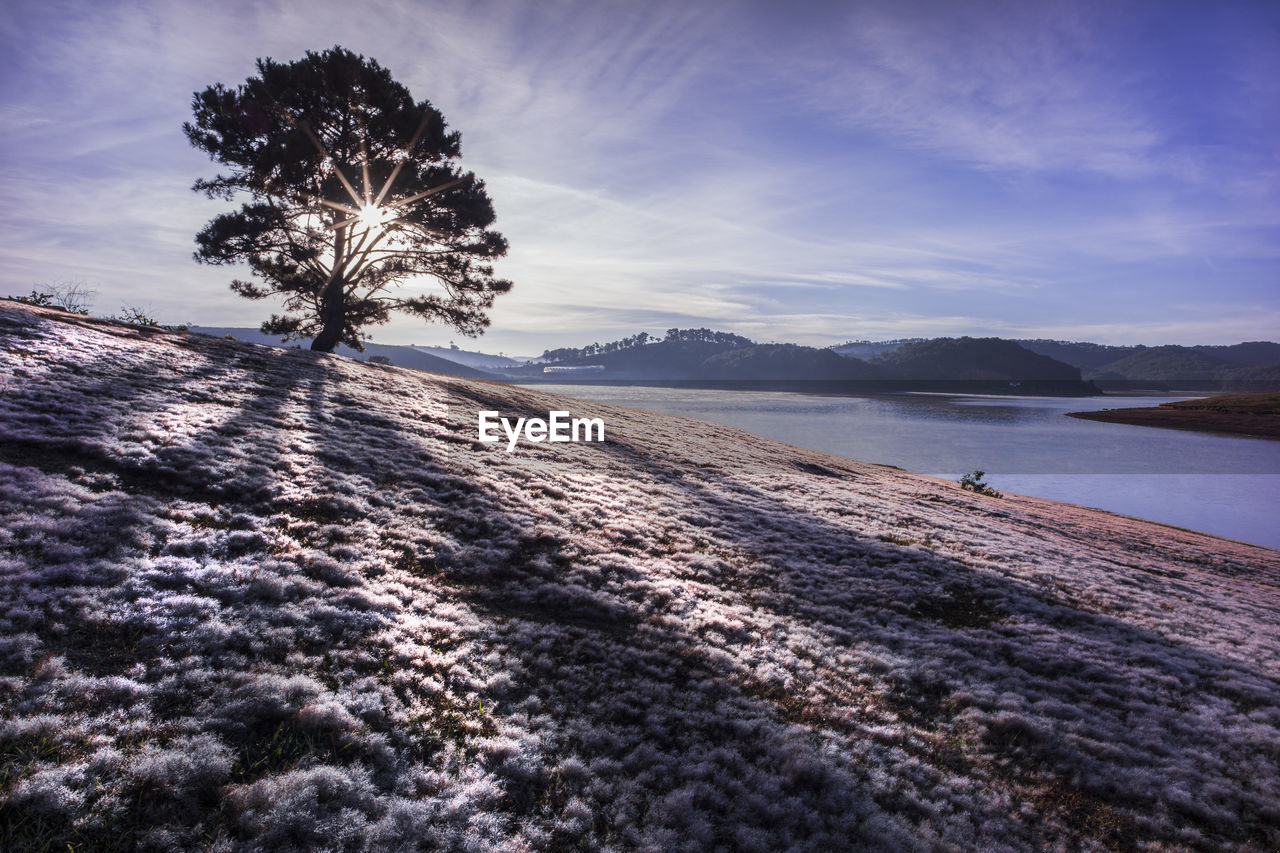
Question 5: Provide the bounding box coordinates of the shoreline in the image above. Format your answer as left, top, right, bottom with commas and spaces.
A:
1066, 407, 1280, 439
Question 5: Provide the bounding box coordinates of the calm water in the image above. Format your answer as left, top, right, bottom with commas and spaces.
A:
528, 385, 1280, 549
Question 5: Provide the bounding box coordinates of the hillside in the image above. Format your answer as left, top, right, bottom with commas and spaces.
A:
549, 338, 743, 379
1086, 345, 1234, 382
1194, 341, 1280, 367
829, 339, 923, 359
1011, 341, 1280, 390
700, 343, 879, 380
522, 332, 1087, 389
1163, 390, 1280, 414
1016, 339, 1135, 371
2, 301, 1279, 851
872, 337, 1084, 381
1074, 344, 1280, 390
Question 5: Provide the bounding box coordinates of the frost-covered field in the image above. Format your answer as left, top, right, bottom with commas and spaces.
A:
2, 301, 1279, 851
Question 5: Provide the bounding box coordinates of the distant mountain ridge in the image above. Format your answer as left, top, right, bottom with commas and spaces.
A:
407, 345, 529, 370
189, 325, 1280, 391
510, 329, 1095, 393
189, 327, 497, 379
1017, 339, 1280, 385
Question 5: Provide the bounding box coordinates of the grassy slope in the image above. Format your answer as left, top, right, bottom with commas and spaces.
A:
2, 301, 1279, 851
1162, 391, 1280, 414
1068, 391, 1280, 439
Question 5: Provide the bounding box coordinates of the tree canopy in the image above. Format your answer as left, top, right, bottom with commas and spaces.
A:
185, 46, 512, 352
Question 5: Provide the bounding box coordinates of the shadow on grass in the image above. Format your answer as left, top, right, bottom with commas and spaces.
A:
2, 306, 1278, 850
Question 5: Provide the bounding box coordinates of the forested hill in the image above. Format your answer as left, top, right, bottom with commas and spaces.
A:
3, 300, 1279, 850
1084, 345, 1280, 386
871, 337, 1084, 381
517, 329, 1085, 388
1018, 339, 1280, 387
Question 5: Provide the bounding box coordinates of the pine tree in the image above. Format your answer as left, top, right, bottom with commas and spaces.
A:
185, 46, 512, 352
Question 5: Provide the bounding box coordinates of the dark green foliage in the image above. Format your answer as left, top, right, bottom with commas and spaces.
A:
1086, 345, 1232, 381
537, 328, 879, 380
959, 470, 1001, 498
1217, 363, 1280, 389
541, 329, 753, 362
874, 337, 1081, 381
1085, 345, 1280, 386
1017, 339, 1137, 371
1020, 340, 1280, 385
185, 46, 511, 352
702, 343, 878, 379
1192, 342, 1280, 367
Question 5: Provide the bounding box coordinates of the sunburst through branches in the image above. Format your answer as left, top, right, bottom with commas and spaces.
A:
296, 116, 464, 284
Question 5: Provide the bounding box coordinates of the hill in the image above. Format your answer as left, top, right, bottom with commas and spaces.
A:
1016, 339, 1135, 371
1086, 345, 1234, 382
191, 326, 496, 379
523, 332, 1087, 390
1193, 341, 1280, 367
2, 301, 1279, 851
514, 330, 881, 382
872, 337, 1085, 381
1009, 341, 1280, 390
700, 343, 879, 380
547, 338, 743, 379
1043, 343, 1280, 390
829, 338, 923, 359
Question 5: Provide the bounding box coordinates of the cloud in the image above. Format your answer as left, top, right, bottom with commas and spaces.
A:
0, 0, 1275, 348
768, 1, 1182, 178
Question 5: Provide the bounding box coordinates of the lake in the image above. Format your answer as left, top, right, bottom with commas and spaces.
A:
527, 385, 1280, 549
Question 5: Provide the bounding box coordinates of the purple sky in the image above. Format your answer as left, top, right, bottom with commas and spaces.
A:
1, 0, 1277, 353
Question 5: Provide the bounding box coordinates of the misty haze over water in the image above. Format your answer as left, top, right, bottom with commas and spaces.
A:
530, 386, 1280, 548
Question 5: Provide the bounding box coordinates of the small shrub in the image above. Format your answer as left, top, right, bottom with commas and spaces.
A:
8, 281, 96, 314
114, 306, 160, 327
9, 290, 55, 307
959, 470, 1001, 498
368, 355, 392, 365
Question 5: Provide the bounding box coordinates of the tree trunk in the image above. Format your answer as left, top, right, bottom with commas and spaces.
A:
311, 229, 347, 353
310, 283, 345, 352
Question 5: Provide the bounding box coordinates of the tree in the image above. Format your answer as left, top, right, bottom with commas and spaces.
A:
184, 46, 512, 352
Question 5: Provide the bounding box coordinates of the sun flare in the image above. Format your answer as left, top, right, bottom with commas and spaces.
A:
355, 203, 390, 232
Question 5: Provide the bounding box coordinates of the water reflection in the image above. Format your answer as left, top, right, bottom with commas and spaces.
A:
525, 385, 1280, 548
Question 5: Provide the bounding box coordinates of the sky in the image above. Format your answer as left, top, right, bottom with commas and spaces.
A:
1, 0, 1277, 353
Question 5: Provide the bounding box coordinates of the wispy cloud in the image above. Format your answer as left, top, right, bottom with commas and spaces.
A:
772, 2, 1215, 180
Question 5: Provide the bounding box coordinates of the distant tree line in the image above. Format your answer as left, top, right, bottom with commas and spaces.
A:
541, 328, 754, 362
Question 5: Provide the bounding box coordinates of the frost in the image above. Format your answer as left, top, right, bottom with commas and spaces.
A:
1, 301, 1278, 850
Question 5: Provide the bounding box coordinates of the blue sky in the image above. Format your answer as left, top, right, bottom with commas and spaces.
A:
1, 0, 1276, 353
